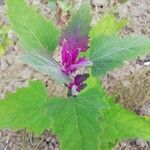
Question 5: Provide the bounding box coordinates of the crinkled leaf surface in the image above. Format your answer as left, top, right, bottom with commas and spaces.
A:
0, 80, 106, 150
89, 13, 150, 76
90, 35, 150, 76
0, 81, 51, 134
50, 86, 107, 150
90, 13, 127, 38
7, 0, 60, 52
99, 99, 150, 150
20, 53, 70, 84
0, 80, 150, 150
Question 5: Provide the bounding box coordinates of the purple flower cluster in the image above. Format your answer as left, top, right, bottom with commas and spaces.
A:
60, 32, 91, 94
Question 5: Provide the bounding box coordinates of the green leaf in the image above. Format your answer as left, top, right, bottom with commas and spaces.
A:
20, 53, 70, 84
80, 74, 101, 94
0, 25, 11, 56
0, 44, 5, 56
0, 80, 150, 150
7, 0, 60, 52
0, 80, 107, 150
90, 35, 150, 76
90, 13, 128, 38
50, 86, 107, 150
0, 81, 52, 134
62, 2, 92, 38
99, 99, 150, 149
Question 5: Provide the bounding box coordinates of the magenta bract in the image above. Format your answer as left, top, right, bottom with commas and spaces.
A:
68, 74, 89, 92
61, 36, 90, 73
60, 30, 91, 94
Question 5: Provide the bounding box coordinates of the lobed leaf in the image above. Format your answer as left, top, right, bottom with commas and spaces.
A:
90, 35, 150, 76
49, 86, 107, 150
7, 0, 60, 52
90, 13, 127, 38
0, 81, 52, 135
0, 80, 107, 150
0, 80, 150, 150
99, 99, 150, 149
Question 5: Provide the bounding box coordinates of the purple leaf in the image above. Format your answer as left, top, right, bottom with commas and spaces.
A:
68, 74, 89, 93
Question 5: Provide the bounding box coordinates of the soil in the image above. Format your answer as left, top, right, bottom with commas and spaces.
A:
0, 0, 150, 149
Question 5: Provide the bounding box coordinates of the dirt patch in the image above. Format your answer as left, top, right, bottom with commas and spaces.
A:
103, 57, 150, 112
